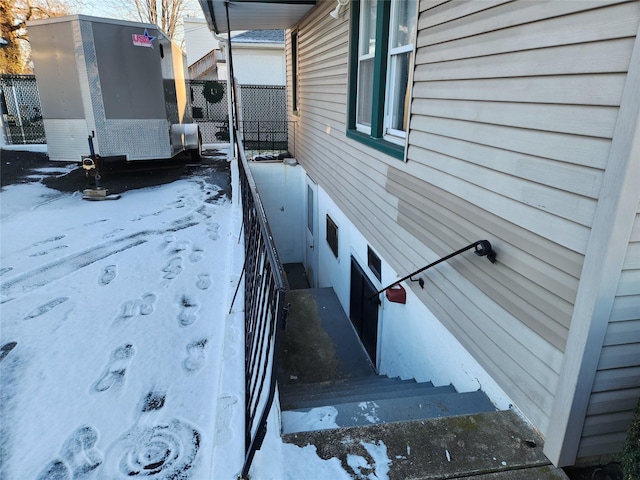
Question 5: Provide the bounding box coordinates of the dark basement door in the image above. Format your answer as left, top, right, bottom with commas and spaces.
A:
349, 256, 379, 366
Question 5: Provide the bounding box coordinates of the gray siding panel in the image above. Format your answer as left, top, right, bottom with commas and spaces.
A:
580, 199, 640, 455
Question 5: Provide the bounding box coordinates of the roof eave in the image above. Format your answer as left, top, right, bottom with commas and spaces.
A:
198, 0, 316, 34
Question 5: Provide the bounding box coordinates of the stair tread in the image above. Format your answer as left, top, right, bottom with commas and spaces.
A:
280, 374, 418, 394
280, 383, 457, 410
282, 390, 496, 433
280, 377, 444, 395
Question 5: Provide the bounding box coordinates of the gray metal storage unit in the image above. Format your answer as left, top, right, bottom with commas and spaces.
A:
28, 15, 200, 162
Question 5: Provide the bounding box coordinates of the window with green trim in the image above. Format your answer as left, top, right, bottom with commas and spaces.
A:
348, 0, 418, 159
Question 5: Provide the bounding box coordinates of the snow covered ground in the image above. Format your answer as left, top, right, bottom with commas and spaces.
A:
0, 146, 386, 480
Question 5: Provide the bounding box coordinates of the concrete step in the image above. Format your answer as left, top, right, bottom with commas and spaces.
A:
280, 374, 412, 395
280, 381, 458, 411
281, 389, 495, 433
279, 383, 456, 410
282, 409, 569, 480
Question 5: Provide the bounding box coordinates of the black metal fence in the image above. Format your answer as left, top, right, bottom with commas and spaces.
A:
0, 75, 46, 144
236, 134, 289, 479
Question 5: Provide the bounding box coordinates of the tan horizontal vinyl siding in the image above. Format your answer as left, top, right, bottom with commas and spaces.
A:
401, 0, 640, 438
290, 0, 639, 449
292, 0, 417, 276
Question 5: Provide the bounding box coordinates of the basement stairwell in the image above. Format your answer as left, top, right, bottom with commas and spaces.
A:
276, 273, 568, 479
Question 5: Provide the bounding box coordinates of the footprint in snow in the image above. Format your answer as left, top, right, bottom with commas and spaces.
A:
162, 257, 183, 279
99, 265, 117, 286
0, 342, 17, 363
183, 338, 208, 373
60, 425, 103, 476
24, 297, 69, 320
36, 425, 103, 480
36, 459, 71, 480
141, 389, 167, 412
189, 247, 204, 263
93, 343, 135, 392
115, 300, 139, 322
207, 222, 220, 241
139, 293, 157, 316
178, 295, 198, 327
114, 294, 156, 322
214, 395, 238, 446
167, 240, 190, 256
196, 274, 211, 290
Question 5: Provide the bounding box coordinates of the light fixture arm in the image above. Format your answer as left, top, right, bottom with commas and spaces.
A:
329, 0, 349, 19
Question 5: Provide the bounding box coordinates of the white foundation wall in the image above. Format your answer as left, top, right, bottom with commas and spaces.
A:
249, 161, 512, 411
248, 161, 305, 264
315, 183, 513, 411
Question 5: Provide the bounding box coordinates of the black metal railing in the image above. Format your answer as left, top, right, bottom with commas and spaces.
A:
371, 240, 497, 299
240, 120, 293, 156
236, 133, 289, 479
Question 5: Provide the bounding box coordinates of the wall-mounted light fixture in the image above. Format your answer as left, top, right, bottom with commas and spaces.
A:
329, 0, 349, 20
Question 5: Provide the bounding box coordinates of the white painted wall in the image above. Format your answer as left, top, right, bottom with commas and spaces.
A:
183, 17, 219, 65
250, 161, 513, 411
248, 161, 305, 263
314, 175, 513, 411
231, 45, 285, 85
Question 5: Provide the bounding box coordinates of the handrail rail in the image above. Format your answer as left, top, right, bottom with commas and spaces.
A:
370, 240, 496, 300
224, 4, 289, 476
236, 128, 289, 480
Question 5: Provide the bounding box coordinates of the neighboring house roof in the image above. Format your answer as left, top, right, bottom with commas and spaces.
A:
231, 29, 284, 44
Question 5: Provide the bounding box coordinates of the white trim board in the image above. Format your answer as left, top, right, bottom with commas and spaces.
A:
544, 25, 640, 466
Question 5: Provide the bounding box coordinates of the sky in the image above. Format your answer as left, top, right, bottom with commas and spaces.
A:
0, 145, 391, 479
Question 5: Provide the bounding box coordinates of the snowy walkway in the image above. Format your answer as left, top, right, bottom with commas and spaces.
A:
0, 156, 244, 479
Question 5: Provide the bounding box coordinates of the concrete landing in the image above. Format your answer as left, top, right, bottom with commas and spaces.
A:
278, 288, 375, 386
283, 410, 568, 480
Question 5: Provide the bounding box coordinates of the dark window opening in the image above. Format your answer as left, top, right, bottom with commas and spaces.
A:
291, 30, 299, 114
326, 215, 339, 258
367, 246, 381, 282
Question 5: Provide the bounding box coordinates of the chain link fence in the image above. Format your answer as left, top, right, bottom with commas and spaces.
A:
0, 75, 46, 145
238, 85, 289, 155
189, 79, 231, 144
190, 81, 290, 155
1, 75, 290, 155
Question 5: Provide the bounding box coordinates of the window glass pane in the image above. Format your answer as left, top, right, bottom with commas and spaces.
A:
307, 185, 314, 234
391, 0, 417, 49
357, 57, 374, 127
359, 0, 377, 56
388, 51, 411, 132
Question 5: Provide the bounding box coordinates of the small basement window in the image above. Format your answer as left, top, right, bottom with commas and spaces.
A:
367, 246, 381, 281
326, 215, 339, 258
